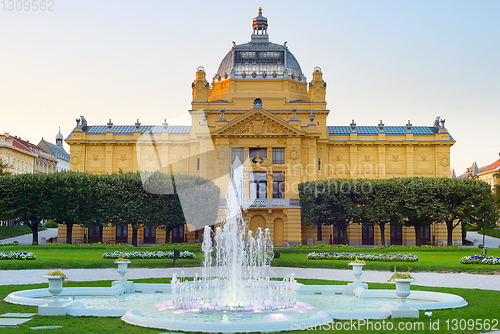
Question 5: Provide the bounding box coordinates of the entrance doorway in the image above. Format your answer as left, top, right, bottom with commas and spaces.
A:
390, 224, 403, 245
88, 225, 102, 243
362, 223, 374, 245
419, 225, 431, 245
115, 225, 128, 243
333, 224, 345, 244
143, 225, 156, 244
172, 225, 185, 243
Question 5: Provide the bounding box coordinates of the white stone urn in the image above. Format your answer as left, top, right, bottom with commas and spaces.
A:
347, 262, 368, 293
116, 260, 131, 283
348, 262, 365, 283
45, 275, 64, 305
394, 278, 415, 308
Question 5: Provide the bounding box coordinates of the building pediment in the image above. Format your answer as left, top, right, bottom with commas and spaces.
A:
213, 109, 302, 137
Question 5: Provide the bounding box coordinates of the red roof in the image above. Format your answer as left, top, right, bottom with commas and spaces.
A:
0, 134, 33, 154
481, 158, 500, 173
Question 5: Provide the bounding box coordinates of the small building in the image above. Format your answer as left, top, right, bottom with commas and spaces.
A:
0, 133, 36, 174
456, 154, 500, 189
38, 129, 70, 172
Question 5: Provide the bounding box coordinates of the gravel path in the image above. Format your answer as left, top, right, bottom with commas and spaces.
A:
1, 266, 498, 290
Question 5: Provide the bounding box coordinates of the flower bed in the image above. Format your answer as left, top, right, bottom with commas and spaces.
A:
102, 251, 196, 260
460, 256, 500, 265
373, 245, 461, 251
0, 251, 36, 260
47, 242, 134, 248
307, 252, 418, 262
0, 242, 20, 247
293, 244, 352, 249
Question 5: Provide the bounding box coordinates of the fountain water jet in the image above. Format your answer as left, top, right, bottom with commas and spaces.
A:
170, 158, 298, 311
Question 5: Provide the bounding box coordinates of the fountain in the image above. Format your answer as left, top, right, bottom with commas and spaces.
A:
170, 158, 298, 311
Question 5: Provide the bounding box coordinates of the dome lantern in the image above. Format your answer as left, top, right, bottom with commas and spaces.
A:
252, 7, 268, 36
56, 127, 63, 146
214, 9, 306, 82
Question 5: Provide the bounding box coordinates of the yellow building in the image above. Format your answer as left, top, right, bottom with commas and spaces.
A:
64, 9, 458, 246
457, 155, 500, 189
456, 154, 500, 227
0, 133, 36, 175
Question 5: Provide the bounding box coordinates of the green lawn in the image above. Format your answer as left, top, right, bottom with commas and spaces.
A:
1, 244, 499, 274
0, 225, 47, 240
273, 247, 500, 274
0, 278, 498, 333
0, 244, 201, 269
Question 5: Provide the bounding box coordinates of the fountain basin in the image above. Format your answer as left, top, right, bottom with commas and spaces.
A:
5, 281, 467, 333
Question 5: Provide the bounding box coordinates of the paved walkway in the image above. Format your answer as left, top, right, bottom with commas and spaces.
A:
466, 231, 500, 248
0, 228, 58, 245
1, 267, 498, 291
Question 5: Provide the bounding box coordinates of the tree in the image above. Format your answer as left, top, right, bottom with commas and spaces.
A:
0, 176, 15, 225
46, 172, 100, 244
361, 179, 401, 246
0, 173, 50, 244
299, 180, 330, 242
0, 162, 10, 176
466, 180, 500, 246
142, 172, 220, 243
105, 172, 146, 246
494, 174, 500, 210
299, 179, 365, 245
395, 177, 437, 246
142, 171, 181, 243
432, 178, 478, 246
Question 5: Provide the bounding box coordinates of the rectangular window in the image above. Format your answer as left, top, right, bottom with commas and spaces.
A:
232, 147, 244, 164
249, 172, 267, 199
272, 148, 285, 164
249, 148, 267, 164
318, 158, 321, 171
272, 172, 285, 198
197, 158, 200, 170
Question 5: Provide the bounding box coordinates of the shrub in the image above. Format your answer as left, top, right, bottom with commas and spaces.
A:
273, 250, 281, 259
45, 221, 58, 228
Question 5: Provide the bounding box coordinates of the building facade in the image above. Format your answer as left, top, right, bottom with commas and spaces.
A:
0, 133, 36, 174
38, 129, 70, 173
64, 9, 458, 246
456, 154, 500, 189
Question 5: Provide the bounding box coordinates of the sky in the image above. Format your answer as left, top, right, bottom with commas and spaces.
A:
1, 0, 499, 175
